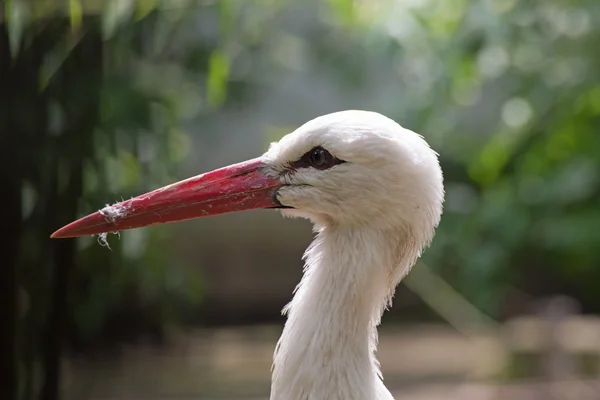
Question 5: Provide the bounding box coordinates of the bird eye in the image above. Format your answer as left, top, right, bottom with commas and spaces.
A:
289, 146, 344, 172
307, 147, 335, 169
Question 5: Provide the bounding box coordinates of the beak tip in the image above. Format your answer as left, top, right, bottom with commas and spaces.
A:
50, 210, 109, 239
50, 229, 66, 239
51, 222, 83, 239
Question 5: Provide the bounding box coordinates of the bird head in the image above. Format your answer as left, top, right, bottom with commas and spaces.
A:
265, 111, 443, 239
52, 110, 443, 246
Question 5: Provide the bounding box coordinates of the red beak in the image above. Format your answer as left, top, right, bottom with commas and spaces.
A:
51, 158, 284, 239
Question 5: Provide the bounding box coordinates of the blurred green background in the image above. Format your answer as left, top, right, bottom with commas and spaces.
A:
3, 0, 600, 399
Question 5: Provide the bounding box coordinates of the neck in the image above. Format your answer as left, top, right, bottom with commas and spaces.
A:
270, 225, 404, 400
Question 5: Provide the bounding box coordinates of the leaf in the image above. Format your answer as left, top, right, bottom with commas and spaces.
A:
69, 0, 83, 30
206, 50, 230, 107
327, 0, 356, 27
135, 0, 158, 21
119, 150, 141, 188
6, 0, 29, 58
102, 0, 134, 39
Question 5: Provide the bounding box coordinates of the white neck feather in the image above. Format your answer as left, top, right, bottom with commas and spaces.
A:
270, 225, 409, 400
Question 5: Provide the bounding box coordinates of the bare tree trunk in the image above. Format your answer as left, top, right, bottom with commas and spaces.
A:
0, 138, 20, 400
0, 22, 22, 400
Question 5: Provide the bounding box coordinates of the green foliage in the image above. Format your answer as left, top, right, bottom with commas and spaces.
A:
207, 50, 230, 107
401, 0, 600, 315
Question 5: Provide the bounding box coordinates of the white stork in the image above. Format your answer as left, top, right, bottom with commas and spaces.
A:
52, 110, 444, 400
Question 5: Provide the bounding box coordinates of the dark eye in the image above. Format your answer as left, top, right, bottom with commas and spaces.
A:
308, 147, 333, 169
290, 146, 344, 171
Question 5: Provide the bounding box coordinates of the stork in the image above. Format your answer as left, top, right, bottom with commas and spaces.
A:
52, 110, 444, 400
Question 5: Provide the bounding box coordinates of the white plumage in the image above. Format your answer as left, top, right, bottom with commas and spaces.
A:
265, 110, 444, 399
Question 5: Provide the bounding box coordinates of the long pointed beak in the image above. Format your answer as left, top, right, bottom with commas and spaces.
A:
51, 158, 284, 239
